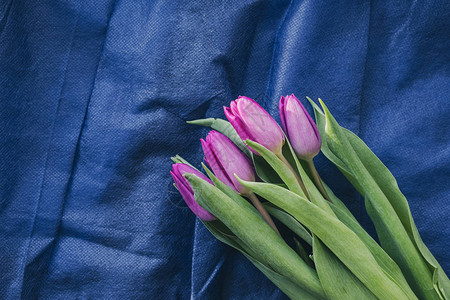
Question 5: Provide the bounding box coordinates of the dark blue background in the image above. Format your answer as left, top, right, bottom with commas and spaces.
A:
1, 1, 449, 299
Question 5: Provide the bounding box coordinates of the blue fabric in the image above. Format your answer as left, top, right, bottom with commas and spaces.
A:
1, 0, 449, 299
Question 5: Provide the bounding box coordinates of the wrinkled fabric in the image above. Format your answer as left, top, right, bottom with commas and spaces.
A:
0, 0, 449, 299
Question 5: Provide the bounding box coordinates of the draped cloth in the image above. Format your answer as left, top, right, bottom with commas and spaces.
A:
0, 1, 449, 299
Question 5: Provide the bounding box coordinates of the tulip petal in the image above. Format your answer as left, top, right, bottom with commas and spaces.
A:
224, 106, 259, 154
284, 95, 321, 160
296, 95, 321, 145
173, 163, 213, 185
172, 165, 194, 194
279, 95, 287, 135
233, 96, 284, 154
171, 163, 215, 221
171, 169, 215, 221
207, 130, 255, 194
201, 137, 235, 190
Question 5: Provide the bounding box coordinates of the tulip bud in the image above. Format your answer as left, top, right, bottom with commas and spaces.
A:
224, 96, 285, 155
279, 94, 321, 160
170, 163, 216, 221
201, 130, 255, 195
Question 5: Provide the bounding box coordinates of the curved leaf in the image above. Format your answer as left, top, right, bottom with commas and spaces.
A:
202, 220, 314, 300
185, 174, 326, 299
293, 238, 315, 268
282, 139, 335, 216
252, 153, 283, 183
322, 182, 358, 223
239, 179, 414, 300
245, 140, 306, 198
263, 203, 312, 246
313, 236, 377, 300
343, 127, 450, 300
314, 98, 446, 299
170, 155, 198, 170
202, 163, 263, 221
329, 201, 417, 299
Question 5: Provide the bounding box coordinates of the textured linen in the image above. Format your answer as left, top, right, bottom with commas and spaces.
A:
0, 1, 449, 299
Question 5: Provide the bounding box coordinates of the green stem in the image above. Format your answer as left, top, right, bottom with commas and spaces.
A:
247, 192, 280, 235
277, 152, 310, 199
305, 159, 330, 201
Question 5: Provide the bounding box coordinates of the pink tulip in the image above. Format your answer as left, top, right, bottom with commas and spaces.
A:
279, 94, 321, 160
224, 96, 285, 155
201, 130, 255, 195
170, 163, 216, 221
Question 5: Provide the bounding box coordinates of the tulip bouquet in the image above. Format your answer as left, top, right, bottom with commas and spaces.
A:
170, 95, 449, 300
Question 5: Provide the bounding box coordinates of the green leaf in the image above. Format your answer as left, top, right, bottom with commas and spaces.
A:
187, 118, 251, 156
293, 238, 315, 268
185, 173, 326, 299
170, 155, 198, 170
322, 179, 415, 300
313, 98, 447, 299
239, 179, 414, 300
202, 220, 315, 300
244, 253, 319, 300
344, 128, 450, 300
202, 163, 264, 222
329, 201, 417, 299
282, 139, 335, 216
263, 203, 312, 246
308, 164, 416, 297
203, 161, 316, 295
306, 97, 352, 178
245, 140, 306, 198
313, 235, 377, 300
322, 182, 358, 223
252, 154, 283, 183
